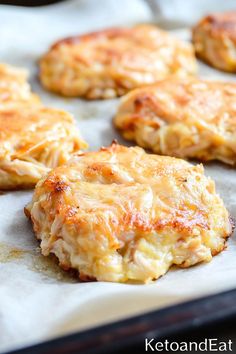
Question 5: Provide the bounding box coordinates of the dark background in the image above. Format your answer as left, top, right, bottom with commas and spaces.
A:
0, 0, 63, 6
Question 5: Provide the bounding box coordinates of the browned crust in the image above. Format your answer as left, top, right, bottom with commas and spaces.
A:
195, 12, 236, 41
40, 25, 196, 99
192, 12, 236, 72
35, 143, 226, 236
0, 105, 87, 190
24, 206, 31, 219
52, 27, 134, 49
1, 183, 36, 191
26, 143, 232, 283
79, 273, 97, 282
114, 78, 236, 164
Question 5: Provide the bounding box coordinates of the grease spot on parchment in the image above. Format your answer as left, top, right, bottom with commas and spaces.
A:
0, 243, 26, 262
0, 242, 77, 283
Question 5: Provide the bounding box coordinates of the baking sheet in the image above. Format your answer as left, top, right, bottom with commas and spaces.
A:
1, 1, 236, 353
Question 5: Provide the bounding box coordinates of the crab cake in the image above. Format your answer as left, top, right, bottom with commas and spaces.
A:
0, 63, 40, 108
193, 12, 236, 72
115, 78, 236, 165
39, 25, 197, 100
0, 106, 87, 190
25, 143, 232, 283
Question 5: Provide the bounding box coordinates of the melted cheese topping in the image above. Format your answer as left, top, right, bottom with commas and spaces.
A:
0, 63, 87, 189
40, 25, 196, 99
26, 143, 232, 283
115, 78, 236, 165
0, 106, 87, 189
0, 63, 40, 108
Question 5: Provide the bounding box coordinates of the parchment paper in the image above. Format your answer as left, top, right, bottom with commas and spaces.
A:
0, 1, 236, 352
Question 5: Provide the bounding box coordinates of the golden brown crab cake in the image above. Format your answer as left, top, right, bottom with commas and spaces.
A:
0, 63, 40, 108
193, 12, 236, 72
114, 78, 236, 165
39, 25, 197, 100
0, 106, 87, 190
25, 143, 232, 283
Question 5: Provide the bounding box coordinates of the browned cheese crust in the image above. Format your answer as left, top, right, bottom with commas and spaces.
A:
0, 63, 87, 189
114, 78, 236, 165
193, 12, 236, 72
40, 25, 197, 99
25, 143, 232, 283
